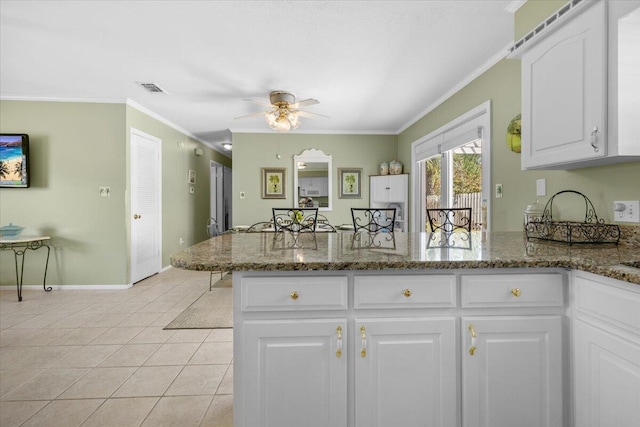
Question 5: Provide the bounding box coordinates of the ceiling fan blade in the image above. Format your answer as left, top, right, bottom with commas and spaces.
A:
296, 110, 330, 119
290, 98, 319, 109
242, 98, 273, 108
234, 111, 269, 120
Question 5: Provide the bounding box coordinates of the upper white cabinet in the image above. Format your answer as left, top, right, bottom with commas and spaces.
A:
518, 0, 640, 170
299, 177, 328, 197
370, 174, 408, 232
370, 174, 407, 203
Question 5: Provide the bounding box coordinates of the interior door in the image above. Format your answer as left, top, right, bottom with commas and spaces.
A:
130, 129, 161, 283
209, 161, 224, 233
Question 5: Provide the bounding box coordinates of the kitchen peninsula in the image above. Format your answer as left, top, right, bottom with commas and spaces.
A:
171, 231, 640, 427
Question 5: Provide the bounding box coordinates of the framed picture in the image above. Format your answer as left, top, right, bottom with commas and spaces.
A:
261, 167, 286, 199
338, 168, 362, 198
188, 169, 196, 184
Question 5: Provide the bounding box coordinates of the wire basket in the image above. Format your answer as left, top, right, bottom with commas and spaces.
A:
525, 190, 620, 245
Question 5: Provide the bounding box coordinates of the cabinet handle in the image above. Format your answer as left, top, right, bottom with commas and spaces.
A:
590, 126, 599, 152
360, 326, 367, 358
468, 324, 477, 356
290, 291, 299, 300
336, 326, 343, 358
511, 288, 521, 297
402, 289, 412, 297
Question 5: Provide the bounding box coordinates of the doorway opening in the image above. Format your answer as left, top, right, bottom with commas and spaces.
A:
210, 161, 232, 234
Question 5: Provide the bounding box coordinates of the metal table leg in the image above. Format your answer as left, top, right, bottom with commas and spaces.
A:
6, 240, 52, 302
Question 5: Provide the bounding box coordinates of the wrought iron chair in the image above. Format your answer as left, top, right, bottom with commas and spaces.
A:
246, 221, 275, 232
316, 214, 337, 232
426, 208, 472, 233
351, 208, 396, 233
272, 208, 319, 233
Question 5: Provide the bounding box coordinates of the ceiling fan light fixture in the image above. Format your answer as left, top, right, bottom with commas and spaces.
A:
273, 116, 291, 132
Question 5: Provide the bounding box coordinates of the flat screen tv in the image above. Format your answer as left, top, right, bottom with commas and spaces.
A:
0, 134, 30, 188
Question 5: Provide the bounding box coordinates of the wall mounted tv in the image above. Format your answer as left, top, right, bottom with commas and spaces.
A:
0, 134, 30, 188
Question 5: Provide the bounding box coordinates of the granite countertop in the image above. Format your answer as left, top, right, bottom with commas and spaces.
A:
170, 231, 640, 285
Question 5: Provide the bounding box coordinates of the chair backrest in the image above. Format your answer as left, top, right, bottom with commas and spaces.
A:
316, 214, 337, 232
272, 208, 318, 232
426, 208, 472, 232
351, 208, 396, 232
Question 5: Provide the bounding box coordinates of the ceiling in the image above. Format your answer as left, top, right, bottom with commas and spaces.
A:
0, 1, 515, 155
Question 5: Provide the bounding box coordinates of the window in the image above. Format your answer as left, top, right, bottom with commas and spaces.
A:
411, 101, 491, 232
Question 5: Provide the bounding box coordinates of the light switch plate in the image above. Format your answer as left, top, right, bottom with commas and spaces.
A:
613, 201, 640, 222
495, 183, 503, 199
536, 179, 546, 197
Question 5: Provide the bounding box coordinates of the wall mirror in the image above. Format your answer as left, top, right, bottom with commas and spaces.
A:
293, 149, 332, 211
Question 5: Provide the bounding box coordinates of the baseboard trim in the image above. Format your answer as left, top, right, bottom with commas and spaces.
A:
0, 284, 133, 291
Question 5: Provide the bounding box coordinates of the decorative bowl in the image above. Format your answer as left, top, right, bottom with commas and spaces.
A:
0, 223, 24, 238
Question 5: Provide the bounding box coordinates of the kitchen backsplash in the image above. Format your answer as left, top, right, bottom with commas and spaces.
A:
620, 224, 640, 247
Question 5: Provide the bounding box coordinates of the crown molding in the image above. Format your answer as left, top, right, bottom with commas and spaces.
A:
504, 0, 527, 14
397, 42, 514, 135
125, 99, 230, 158
0, 95, 125, 103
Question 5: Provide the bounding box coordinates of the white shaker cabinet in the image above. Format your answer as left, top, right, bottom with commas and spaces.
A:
461, 316, 564, 427
370, 174, 407, 203
235, 270, 568, 427
242, 319, 348, 427
572, 271, 640, 427
460, 274, 565, 427
521, 0, 606, 169
354, 318, 457, 427
370, 174, 408, 231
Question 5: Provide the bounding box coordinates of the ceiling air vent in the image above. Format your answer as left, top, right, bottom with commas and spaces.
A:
136, 82, 169, 94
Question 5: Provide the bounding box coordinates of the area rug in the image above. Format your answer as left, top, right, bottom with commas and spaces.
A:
164, 273, 232, 329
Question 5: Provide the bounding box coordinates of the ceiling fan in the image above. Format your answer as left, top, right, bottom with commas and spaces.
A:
235, 90, 328, 132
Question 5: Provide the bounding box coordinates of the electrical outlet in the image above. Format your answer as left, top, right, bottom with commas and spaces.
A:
613, 201, 640, 223
179, 237, 184, 245
99, 187, 110, 197
495, 184, 503, 199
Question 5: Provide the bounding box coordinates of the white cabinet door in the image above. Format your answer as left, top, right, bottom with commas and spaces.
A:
461, 316, 563, 427
573, 319, 640, 427
243, 319, 347, 427
354, 317, 457, 427
386, 174, 406, 202
370, 176, 390, 203
521, 1, 606, 169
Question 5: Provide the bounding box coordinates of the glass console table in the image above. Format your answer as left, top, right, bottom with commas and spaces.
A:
0, 236, 52, 301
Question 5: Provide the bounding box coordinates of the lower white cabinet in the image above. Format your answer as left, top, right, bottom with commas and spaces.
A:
461, 316, 564, 427
235, 270, 568, 427
242, 319, 348, 427
573, 319, 640, 427
354, 317, 457, 427
572, 271, 640, 427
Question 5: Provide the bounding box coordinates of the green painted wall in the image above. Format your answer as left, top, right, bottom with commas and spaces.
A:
232, 133, 398, 227
0, 101, 128, 286
125, 106, 231, 272
398, 0, 640, 231
0, 100, 229, 287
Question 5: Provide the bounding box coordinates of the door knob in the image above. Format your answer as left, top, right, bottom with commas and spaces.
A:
133, 214, 142, 219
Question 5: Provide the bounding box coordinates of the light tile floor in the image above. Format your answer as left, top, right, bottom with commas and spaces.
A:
0, 268, 233, 427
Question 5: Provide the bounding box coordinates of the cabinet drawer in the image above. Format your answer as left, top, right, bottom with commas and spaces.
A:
461, 274, 564, 308
354, 275, 456, 309
241, 276, 348, 312
574, 273, 640, 334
